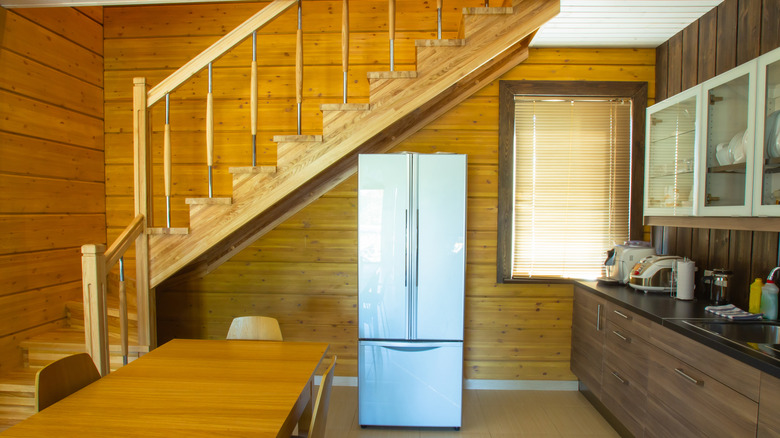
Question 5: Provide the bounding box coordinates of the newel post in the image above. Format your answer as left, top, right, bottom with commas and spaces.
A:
133, 77, 155, 349
81, 244, 110, 376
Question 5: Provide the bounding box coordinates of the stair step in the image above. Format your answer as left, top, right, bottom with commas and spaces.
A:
415, 39, 465, 47
277, 142, 321, 169
320, 104, 372, 137
147, 227, 189, 235
319, 103, 370, 111
462, 6, 514, 15
368, 71, 420, 101
366, 71, 418, 80
230, 166, 278, 200
0, 368, 36, 394
272, 135, 323, 143
229, 166, 277, 174
185, 197, 232, 205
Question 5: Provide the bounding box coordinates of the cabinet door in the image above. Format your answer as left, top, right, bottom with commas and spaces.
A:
644, 88, 700, 216
358, 154, 411, 340
645, 345, 758, 437
698, 61, 757, 216
758, 372, 780, 438
571, 287, 606, 398
752, 47, 780, 216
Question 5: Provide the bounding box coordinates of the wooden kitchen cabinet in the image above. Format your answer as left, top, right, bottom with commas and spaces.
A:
571, 287, 606, 398
758, 372, 780, 438
752, 47, 780, 216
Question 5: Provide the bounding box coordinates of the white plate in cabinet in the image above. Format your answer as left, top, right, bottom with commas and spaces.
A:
644, 86, 701, 216
752, 46, 780, 216
697, 60, 758, 216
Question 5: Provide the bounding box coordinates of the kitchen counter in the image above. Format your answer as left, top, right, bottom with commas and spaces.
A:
576, 280, 780, 379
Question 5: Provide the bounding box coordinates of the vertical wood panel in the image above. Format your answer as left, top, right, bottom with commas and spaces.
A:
691, 228, 711, 299
716, 0, 738, 74
676, 228, 694, 260
729, 230, 753, 310
666, 226, 679, 255
656, 42, 669, 101
737, 0, 762, 65
761, 0, 780, 54
708, 228, 730, 269
667, 31, 684, 96
682, 22, 699, 90
698, 7, 718, 83
750, 232, 779, 285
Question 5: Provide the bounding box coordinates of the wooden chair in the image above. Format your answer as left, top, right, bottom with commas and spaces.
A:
35, 353, 101, 412
294, 356, 337, 438
226, 316, 283, 341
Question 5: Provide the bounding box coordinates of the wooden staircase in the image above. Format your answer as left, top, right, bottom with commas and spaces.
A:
0, 285, 148, 431
148, 1, 560, 289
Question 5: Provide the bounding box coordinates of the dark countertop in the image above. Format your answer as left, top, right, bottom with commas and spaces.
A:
576, 280, 780, 379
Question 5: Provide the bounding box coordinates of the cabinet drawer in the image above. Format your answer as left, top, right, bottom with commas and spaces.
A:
604, 320, 649, 389
603, 361, 647, 438
649, 322, 761, 401
646, 344, 758, 437
605, 301, 651, 340
758, 372, 780, 438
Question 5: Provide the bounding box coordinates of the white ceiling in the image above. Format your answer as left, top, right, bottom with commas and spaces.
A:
531, 0, 722, 48
0, 0, 722, 48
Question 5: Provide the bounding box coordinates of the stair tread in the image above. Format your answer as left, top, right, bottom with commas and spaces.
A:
415, 39, 465, 47
229, 165, 277, 174
185, 197, 232, 205
272, 135, 323, 142
463, 6, 514, 14
147, 227, 189, 235
22, 328, 147, 350
0, 368, 37, 392
320, 103, 371, 111
366, 71, 418, 79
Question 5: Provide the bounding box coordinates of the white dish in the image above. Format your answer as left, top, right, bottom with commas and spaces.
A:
727, 130, 745, 165
716, 142, 732, 166
767, 110, 780, 158
733, 130, 748, 164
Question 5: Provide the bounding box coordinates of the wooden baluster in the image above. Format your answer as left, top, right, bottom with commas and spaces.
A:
342, 0, 349, 104
437, 0, 443, 39
132, 77, 152, 349
164, 94, 172, 227
389, 0, 395, 71
81, 244, 110, 376
206, 63, 214, 197
296, 0, 303, 135
251, 31, 258, 166
119, 257, 129, 366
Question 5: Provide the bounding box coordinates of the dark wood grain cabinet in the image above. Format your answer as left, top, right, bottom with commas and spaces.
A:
758, 372, 780, 438
571, 287, 607, 398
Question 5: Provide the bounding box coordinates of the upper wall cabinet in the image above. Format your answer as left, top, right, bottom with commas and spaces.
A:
697, 60, 757, 216
752, 47, 780, 216
645, 86, 700, 217
645, 46, 780, 218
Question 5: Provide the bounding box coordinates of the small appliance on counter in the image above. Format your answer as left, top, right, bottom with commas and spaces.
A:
629, 255, 683, 293
702, 269, 734, 305
601, 241, 656, 284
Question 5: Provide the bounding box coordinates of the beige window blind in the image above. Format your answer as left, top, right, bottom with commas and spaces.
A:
512, 97, 631, 279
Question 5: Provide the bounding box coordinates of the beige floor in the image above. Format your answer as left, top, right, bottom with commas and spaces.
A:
324, 386, 620, 438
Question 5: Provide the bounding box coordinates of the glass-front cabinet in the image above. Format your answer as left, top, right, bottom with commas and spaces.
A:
753, 47, 780, 216
697, 61, 757, 216
645, 87, 700, 216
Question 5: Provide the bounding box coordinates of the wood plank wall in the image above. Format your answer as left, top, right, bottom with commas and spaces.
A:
654, 0, 780, 309
102, 1, 655, 380
0, 7, 106, 371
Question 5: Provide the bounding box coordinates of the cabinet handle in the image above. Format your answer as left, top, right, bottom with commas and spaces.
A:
596, 304, 602, 331
611, 371, 627, 385
612, 330, 630, 343
613, 310, 630, 320
674, 368, 703, 386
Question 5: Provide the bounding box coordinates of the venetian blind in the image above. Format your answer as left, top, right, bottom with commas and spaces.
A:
512, 98, 631, 279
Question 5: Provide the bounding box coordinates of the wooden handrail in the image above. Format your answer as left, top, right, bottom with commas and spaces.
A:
105, 214, 145, 270
147, 0, 298, 106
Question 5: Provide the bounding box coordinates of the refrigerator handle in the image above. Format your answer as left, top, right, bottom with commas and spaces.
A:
415, 209, 420, 287
404, 209, 408, 287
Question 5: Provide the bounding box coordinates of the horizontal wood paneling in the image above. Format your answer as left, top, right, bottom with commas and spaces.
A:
104, 1, 655, 379
0, 7, 105, 371
654, 0, 780, 310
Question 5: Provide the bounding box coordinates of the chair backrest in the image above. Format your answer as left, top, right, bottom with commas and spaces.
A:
226, 316, 283, 341
307, 356, 337, 438
35, 353, 101, 412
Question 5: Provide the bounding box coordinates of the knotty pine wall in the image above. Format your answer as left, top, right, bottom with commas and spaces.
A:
0, 7, 105, 371
654, 0, 780, 309
102, 1, 655, 379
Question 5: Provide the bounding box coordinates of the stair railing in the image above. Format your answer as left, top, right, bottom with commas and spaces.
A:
85, 0, 468, 367
81, 214, 144, 375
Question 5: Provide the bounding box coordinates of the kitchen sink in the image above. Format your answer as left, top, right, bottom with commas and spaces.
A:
683, 320, 780, 345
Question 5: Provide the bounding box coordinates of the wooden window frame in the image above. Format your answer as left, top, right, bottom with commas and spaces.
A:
497, 80, 648, 283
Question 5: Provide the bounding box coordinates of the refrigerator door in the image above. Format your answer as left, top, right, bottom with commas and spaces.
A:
358, 154, 412, 340
358, 340, 463, 427
414, 154, 467, 341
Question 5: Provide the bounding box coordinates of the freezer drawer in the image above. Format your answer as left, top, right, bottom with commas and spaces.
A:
358, 341, 463, 428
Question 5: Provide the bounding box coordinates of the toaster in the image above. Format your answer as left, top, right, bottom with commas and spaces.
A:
629, 255, 682, 292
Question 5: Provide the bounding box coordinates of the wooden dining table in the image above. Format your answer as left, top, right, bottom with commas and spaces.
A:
2, 339, 329, 437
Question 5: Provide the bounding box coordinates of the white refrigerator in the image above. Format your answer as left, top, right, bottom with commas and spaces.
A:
357, 153, 466, 429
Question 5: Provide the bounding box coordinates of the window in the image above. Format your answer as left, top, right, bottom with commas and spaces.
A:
497, 81, 647, 282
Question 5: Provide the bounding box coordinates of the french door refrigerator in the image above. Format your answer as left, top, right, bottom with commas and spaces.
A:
357, 152, 466, 429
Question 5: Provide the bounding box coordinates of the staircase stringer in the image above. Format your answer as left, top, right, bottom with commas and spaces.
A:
150, 0, 560, 288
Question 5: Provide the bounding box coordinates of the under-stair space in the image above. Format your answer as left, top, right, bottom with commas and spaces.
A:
0, 278, 147, 431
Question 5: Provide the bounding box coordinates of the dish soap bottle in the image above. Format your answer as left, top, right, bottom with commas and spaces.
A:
749, 278, 763, 314
761, 268, 780, 320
